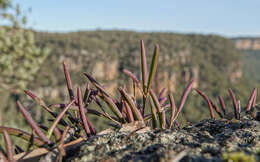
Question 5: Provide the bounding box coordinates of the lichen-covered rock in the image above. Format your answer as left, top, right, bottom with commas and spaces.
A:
51, 118, 260, 162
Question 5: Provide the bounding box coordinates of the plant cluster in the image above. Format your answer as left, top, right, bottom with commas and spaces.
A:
0, 40, 258, 161
195, 87, 258, 120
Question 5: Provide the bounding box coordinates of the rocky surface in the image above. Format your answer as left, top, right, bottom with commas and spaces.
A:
42, 116, 260, 162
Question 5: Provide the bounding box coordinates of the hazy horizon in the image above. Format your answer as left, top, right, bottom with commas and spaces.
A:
11, 0, 260, 37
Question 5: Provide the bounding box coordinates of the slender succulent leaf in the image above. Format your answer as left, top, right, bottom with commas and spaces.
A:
159, 88, 167, 99
195, 89, 215, 119
149, 97, 158, 128
218, 96, 226, 115
238, 100, 241, 119
118, 88, 144, 122
123, 101, 134, 123
147, 44, 159, 94
77, 87, 91, 137
246, 88, 257, 112
57, 126, 70, 162
150, 89, 165, 128
60, 126, 70, 147
0, 127, 44, 146
84, 73, 110, 97
86, 119, 96, 135
40, 125, 61, 142
63, 61, 75, 102
83, 83, 91, 104
101, 95, 123, 121
168, 94, 177, 129
209, 99, 223, 118
47, 99, 75, 139
24, 90, 54, 113
93, 96, 107, 113
140, 40, 148, 92
149, 89, 162, 113
48, 103, 77, 125
25, 93, 70, 127
171, 79, 195, 122
135, 41, 149, 114
252, 89, 257, 108
16, 101, 51, 144
123, 69, 140, 84
228, 88, 239, 119
3, 130, 14, 162
177, 79, 194, 112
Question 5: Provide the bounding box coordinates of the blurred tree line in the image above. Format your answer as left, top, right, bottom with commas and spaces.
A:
0, 0, 49, 126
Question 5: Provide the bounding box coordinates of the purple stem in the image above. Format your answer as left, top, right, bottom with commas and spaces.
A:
77, 87, 91, 137
252, 88, 257, 108
3, 130, 14, 162
17, 101, 51, 144
218, 96, 226, 115
195, 89, 215, 119
159, 88, 167, 99
168, 94, 177, 129
228, 88, 239, 119
63, 62, 75, 102
246, 88, 257, 112
123, 101, 134, 122
178, 79, 194, 112
173, 79, 195, 121
209, 99, 223, 118
123, 69, 140, 84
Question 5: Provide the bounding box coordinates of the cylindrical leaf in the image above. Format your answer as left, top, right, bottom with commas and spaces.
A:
47, 99, 75, 139
118, 88, 144, 122
77, 87, 91, 137
123, 101, 134, 123
3, 130, 14, 162
149, 97, 158, 128
218, 96, 226, 115
102, 95, 123, 121
228, 88, 239, 119
150, 89, 165, 128
210, 99, 223, 118
0, 127, 44, 146
178, 79, 194, 112
140, 40, 148, 92
147, 44, 159, 94
17, 101, 51, 144
195, 89, 215, 119
246, 88, 257, 112
63, 62, 75, 101
168, 94, 176, 129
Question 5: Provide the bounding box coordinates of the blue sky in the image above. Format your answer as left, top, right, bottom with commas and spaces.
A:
13, 0, 260, 37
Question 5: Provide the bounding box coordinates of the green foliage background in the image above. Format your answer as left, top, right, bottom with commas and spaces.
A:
0, 0, 49, 131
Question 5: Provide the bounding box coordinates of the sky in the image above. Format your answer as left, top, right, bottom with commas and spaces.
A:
12, 0, 260, 37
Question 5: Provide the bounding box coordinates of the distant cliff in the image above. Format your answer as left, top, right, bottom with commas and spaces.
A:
232, 37, 260, 50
